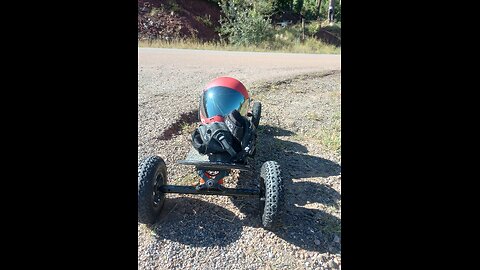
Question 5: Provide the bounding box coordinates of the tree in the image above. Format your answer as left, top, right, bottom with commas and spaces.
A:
218, 0, 274, 46
328, 0, 335, 22
254, 0, 275, 17
293, 0, 304, 14
301, 0, 321, 20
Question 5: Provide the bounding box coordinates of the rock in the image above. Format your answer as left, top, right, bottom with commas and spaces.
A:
333, 235, 340, 243
314, 239, 321, 246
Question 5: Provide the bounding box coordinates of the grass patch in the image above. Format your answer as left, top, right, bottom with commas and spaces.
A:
319, 214, 341, 235
181, 122, 196, 134
332, 110, 341, 121
171, 172, 198, 186
276, 21, 340, 42
295, 112, 341, 155
318, 116, 341, 154
306, 21, 322, 36
305, 112, 322, 121
138, 37, 340, 54
309, 128, 341, 154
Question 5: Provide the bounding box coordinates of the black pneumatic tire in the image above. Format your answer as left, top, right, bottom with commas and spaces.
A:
259, 161, 284, 228
138, 156, 167, 224
252, 101, 262, 128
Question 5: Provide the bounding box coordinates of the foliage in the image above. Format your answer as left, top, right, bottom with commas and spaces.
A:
218, 0, 274, 46
306, 21, 321, 35
319, 0, 341, 21
196, 14, 214, 27
292, 0, 304, 14
302, 0, 320, 20
138, 36, 340, 54
253, 0, 275, 17
272, 0, 292, 12
294, 0, 341, 21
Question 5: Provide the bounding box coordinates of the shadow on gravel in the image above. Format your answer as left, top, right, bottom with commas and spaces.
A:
150, 197, 242, 247
231, 125, 341, 253
157, 109, 199, 140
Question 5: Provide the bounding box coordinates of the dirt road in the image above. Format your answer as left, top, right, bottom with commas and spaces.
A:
138, 48, 341, 269
138, 48, 340, 70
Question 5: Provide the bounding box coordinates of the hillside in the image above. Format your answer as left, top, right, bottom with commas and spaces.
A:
138, 1, 341, 52
138, 0, 221, 41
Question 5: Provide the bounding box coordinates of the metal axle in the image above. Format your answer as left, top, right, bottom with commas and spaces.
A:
159, 185, 260, 197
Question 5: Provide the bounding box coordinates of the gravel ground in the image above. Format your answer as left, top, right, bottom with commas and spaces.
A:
138, 48, 341, 270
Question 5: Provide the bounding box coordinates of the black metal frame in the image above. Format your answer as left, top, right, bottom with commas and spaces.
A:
170, 116, 260, 197
169, 153, 260, 196
177, 160, 252, 171
159, 185, 260, 197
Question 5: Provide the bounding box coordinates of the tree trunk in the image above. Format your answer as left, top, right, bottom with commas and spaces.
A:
302, 17, 305, 41
329, 0, 335, 22
317, 0, 321, 19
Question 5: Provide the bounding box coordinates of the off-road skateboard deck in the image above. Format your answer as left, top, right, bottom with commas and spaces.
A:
177, 147, 252, 171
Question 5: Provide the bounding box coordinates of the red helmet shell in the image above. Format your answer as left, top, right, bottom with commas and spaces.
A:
204, 77, 249, 99
199, 77, 250, 124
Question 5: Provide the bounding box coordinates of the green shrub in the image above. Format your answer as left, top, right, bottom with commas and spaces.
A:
218, 0, 274, 46
306, 21, 321, 36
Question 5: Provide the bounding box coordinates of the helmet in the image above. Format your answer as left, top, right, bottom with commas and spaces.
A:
199, 77, 250, 124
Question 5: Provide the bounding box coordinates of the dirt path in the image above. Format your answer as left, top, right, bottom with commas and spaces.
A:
138, 48, 341, 269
